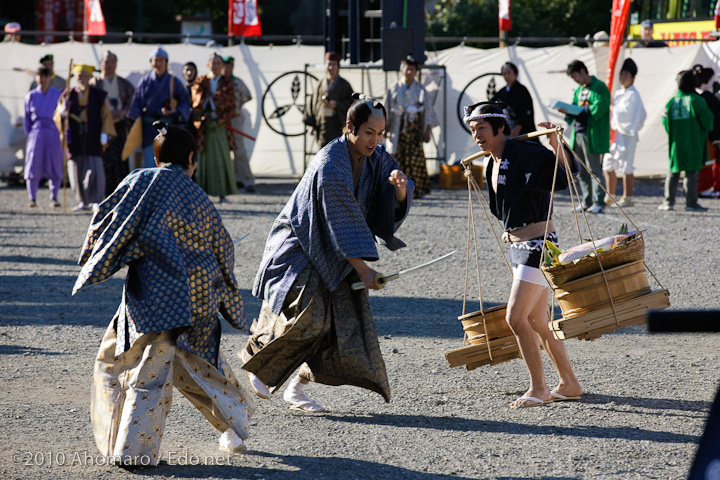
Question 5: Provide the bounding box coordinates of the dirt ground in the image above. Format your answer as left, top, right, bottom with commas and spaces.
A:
1, 177, 718, 480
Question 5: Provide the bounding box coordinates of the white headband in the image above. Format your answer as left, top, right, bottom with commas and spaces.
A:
160, 126, 168, 135
462, 105, 507, 124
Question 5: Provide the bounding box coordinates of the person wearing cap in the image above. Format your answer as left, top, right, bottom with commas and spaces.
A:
191, 53, 237, 203
23, 66, 64, 208
58, 63, 116, 211
562, 60, 611, 214
602, 58, 646, 208
303, 51, 354, 149
241, 93, 413, 413
384, 55, 439, 200
30, 54, 66, 91
463, 102, 582, 407
74, 121, 254, 465
90, 51, 135, 194
222, 55, 256, 192
127, 46, 191, 168
3, 21, 21, 42
634, 20, 667, 48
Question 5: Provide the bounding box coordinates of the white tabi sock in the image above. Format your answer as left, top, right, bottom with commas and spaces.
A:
283, 376, 314, 405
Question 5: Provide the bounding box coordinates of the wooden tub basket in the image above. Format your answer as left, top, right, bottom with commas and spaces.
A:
541, 235, 645, 287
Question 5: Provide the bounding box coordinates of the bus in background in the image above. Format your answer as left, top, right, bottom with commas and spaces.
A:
628, 0, 717, 47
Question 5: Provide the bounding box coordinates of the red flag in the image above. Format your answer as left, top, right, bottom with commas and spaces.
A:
86, 0, 106, 35
607, 0, 630, 92
498, 0, 511, 31
229, 0, 263, 37
715, 0, 720, 29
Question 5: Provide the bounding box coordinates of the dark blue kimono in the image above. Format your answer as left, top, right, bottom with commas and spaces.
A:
254, 134, 414, 314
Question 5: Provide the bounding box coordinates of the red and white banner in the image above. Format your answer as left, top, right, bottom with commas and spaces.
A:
499, 0, 511, 31
607, 0, 630, 92
86, 0, 106, 35
229, 0, 262, 37
715, 0, 720, 29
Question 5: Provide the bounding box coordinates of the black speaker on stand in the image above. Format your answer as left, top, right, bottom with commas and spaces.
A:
381, 0, 426, 71
381, 28, 414, 72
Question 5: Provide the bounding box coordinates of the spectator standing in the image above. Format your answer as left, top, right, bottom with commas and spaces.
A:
127, 47, 190, 168
692, 65, 720, 198
61, 63, 116, 211
3, 21, 21, 42
191, 54, 237, 203
89, 51, 135, 194
182, 62, 199, 141
603, 58, 646, 207
492, 61, 536, 137
303, 52, 354, 149
222, 55, 256, 192
183, 62, 198, 98
563, 60, 610, 214
633, 20, 668, 48
385, 55, 438, 200
660, 70, 713, 212
24, 67, 63, 208
30, 54, 66, 91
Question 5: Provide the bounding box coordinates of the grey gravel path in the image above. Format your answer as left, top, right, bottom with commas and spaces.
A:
0, 177, 718, 480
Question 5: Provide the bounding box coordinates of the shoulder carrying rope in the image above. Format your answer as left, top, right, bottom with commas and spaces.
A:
458, 127, 665, 361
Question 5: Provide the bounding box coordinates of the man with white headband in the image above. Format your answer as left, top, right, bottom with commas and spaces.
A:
463, 101, 583, 408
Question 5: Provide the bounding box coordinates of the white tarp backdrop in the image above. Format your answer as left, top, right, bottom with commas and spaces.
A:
1, 40, 719, 177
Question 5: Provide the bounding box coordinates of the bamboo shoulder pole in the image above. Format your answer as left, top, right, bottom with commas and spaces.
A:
460, 150, 490, 166
509, 126, 563, 142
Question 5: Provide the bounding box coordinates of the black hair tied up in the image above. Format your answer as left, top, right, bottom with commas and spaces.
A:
153, 120, 169, 136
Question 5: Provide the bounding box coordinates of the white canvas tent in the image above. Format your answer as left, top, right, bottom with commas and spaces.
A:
1, 40, 719, 177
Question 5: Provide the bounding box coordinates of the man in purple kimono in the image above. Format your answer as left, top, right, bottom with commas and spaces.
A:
127, 47, 191, 168
24, 66, 63, 208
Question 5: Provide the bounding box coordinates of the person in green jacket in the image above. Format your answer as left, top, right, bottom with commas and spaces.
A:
660, 70, 713, 212
563, 60, 610, 214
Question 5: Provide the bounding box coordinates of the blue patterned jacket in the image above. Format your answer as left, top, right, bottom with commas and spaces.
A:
73, 165, 247, 368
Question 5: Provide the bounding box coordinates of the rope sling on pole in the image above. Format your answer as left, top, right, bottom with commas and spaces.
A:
459, 125, 665, 348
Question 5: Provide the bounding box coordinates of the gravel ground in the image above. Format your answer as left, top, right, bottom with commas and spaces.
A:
0, 176, 718, 480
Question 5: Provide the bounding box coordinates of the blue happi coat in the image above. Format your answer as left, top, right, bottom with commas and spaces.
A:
253, 135, 414, 314
73, 165, 247, 368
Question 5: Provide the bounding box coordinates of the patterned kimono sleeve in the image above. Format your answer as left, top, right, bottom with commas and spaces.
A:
317, 169, 378, 261
73, 181, 147, 294
211, 213, 249, 333
367, 150, 413, 251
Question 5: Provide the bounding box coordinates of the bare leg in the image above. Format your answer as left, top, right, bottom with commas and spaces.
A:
506, 280, 552, 406
506, 279, 582, 406
623, 173, 635, 198
604, 170, 617, 200
530, 304, 583, 399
